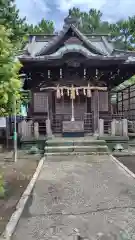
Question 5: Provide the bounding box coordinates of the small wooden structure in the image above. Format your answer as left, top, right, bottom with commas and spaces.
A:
18, 16, 135, 138
111, 80, 135, 134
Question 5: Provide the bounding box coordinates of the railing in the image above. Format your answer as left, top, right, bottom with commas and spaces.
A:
51, 113, 93, 134
128, 120, 135, 134
51, 112, 127, 135
84, 113, 93, 133
51, 114, 63, 133
11, 113, 133, 138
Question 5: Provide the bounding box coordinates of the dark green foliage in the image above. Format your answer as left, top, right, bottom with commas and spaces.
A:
69, 7, 135, 50
0, 25, 22, 116
68, 8, 110, 34
0, 0, 26, 44
25, 19, 54, 34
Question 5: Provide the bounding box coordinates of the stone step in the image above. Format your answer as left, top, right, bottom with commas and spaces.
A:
129, 142, 135, 147
46, 139, 106, 147
44, 145, 109, 153
44, 152, 109, 156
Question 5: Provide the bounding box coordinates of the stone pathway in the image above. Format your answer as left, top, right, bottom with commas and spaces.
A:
12, 155, 135, 239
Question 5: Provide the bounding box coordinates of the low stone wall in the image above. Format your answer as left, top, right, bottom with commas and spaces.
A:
99, 118, 128, 137
18, 120, 40, 139
18, 120, 33, 138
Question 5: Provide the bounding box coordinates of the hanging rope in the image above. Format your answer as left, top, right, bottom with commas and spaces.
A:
76, 88, 79, 96
50, 84, 107, 99
67, 88, 70, 96
56, 85, 61, 98
60, 87, 64, 97
41, 85, 107, 92
87, 84, 92, 98
83, 88, 86, 96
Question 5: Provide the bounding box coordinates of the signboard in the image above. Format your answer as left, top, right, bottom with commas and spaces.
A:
0, 117, 6, 128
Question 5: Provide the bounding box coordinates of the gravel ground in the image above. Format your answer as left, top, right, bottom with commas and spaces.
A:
0, 153, 38, 235
117, 156, 135, 174
12, 155, 135, 240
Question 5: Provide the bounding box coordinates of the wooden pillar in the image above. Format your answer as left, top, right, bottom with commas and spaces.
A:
51, 90, 55, 133
52, 90, 56, 115
87, 97, 91, 113
93, 90, 99, 134
108, 90, 111, 113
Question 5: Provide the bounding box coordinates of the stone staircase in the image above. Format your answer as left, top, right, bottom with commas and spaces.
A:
44, 137, 109, 156
129, 140, 135, 147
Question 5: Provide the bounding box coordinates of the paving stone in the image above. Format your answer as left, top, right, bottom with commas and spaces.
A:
12, 155, 135, 240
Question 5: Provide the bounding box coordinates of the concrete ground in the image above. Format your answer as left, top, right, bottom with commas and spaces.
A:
12, 155, 135, 240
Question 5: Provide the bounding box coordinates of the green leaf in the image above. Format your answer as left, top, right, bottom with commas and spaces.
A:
0, 25, 22, 116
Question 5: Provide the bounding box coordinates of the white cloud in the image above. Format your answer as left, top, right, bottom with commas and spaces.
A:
15, 0, 135, 27
16, 0, 50, 24
115, 0, 135, 19
32, 0, 49, 13
102, 0, 135, 22
58, 0, 106, 12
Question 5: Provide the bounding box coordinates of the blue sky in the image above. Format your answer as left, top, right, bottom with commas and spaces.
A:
16, 0, 135, 29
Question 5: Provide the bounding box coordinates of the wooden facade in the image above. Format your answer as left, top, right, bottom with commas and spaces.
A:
18, 16, 135, 137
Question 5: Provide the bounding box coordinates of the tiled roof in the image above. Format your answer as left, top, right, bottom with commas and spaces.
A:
113, 76, 135, 91
26, 41, 48, 57
19, 18, 135, 62
31, 24, 105, 56
20, 34, 115, 59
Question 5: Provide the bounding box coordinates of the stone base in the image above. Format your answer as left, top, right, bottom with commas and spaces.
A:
62, 132, 84, 138
62, 121, 84, 138
98, 136, 129, 151
20, 137, 47, 152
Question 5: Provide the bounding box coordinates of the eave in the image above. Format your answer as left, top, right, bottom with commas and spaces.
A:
19, 55, 128, 62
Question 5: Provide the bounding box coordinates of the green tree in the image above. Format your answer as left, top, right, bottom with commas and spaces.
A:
109, 16, 135, 50
0, 25, 22, 116
68, 7, 110, 34
0, 0, 26, 44
110, 19, 132, 49
126, 16, 135, 49
68, 7, 135, 50
25, 19, 55, 34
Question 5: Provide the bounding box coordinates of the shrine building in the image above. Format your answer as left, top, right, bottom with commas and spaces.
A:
18, 16, 135, 138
